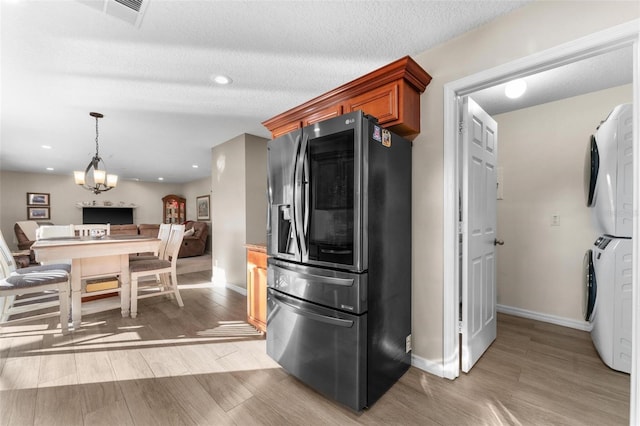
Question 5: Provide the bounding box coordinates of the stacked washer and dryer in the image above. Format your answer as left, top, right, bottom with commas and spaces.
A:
584, 103, 633, 374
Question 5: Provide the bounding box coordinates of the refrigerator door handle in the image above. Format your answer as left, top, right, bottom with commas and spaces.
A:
295, 133, 309, 259
266, 164, 272, 235
271, 291, 354, 328
302, 134, 310, 255
291, 134, 302, 258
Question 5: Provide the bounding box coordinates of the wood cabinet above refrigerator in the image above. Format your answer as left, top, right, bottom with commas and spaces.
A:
262, 56, 431, 140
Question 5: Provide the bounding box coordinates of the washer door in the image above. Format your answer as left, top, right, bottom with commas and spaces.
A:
584, 134, 599, 207
583, 249, 596, 321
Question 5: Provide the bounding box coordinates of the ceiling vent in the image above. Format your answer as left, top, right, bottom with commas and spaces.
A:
114, 0, 142, 12
79, 0, 149, 27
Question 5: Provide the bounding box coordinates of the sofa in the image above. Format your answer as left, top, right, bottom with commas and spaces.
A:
138, 224, 160, 237
178, 221, 208, 258
14, 221, 53, 251
110, 222, 207, 258
14, 221, 54, 264
109, 223, 160, 237
109, 224, 139, 235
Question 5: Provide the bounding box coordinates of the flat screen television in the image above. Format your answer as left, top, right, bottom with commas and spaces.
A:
82, 207, 133, 225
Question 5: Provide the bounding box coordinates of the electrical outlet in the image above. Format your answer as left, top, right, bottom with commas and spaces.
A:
551, 214, 560, 226
406, 334, 412, 353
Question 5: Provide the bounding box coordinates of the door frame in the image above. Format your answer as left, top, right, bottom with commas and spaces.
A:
442, 18, 640, 421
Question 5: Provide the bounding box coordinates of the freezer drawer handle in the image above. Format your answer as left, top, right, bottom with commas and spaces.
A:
271, 264, 354, 287
272, 293, 354, 328
320, 248, 352, 255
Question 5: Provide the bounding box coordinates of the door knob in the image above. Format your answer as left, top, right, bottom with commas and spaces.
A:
494, 239, 504, 246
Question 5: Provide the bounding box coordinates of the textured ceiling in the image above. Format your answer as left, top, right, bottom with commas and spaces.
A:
1, 0, 533, 183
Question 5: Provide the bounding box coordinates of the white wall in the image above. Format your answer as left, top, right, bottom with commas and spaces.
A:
411, 1, 639, 366
211, 133, 268, 289
245, 134, 268, 245
494, 84, 633, 322
212, 134, 246, 288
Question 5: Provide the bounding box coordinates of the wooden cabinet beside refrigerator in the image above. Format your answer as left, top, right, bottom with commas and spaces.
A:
246, 244, 267, 333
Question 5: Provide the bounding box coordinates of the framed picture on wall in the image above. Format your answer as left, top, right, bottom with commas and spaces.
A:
27, 192, 50, 206
28, 207, 50, 220
196, 195, 210, 221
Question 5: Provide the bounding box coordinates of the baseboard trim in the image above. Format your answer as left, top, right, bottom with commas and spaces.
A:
411, 353, 445, 378
224, 282, 247, 296
410, 305, 592, 379
497, 304, 592, 332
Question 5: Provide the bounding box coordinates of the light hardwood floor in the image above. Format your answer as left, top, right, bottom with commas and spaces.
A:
0, 271, 630, 425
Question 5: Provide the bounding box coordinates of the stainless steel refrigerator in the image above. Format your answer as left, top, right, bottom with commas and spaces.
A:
266, 110, 412, 411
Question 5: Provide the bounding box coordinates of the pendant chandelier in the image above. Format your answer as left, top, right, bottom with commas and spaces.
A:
74, 112, 118, 194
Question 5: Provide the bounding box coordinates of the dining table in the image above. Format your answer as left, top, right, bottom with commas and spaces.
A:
31, 235, 160, 328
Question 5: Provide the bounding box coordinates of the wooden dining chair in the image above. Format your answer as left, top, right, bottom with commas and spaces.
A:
130, 223, 171, 261
0, 227, 70, 284
36, 225, 75, 239
129, 223, 172, 284
129, 224, 185, 318
36, 225, 75, 265
156, 223, 172, 256
0, 230, 70, 334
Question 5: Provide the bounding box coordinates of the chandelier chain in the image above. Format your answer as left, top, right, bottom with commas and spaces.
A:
95, 116, 100, 157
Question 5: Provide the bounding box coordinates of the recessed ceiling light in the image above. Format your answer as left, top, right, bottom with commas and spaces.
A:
158, 177, 164, 181
211, 74, 232, 85
192, 164, 199, 168
42, 145, 52, 149
46, 167, 54, 171
505, 79, 527, 99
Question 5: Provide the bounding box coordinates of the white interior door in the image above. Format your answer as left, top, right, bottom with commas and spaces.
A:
461, 96, 498, 372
